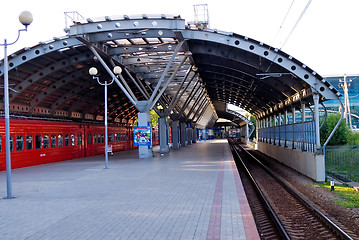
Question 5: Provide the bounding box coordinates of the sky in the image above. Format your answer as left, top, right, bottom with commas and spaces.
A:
0, 0, 358, 77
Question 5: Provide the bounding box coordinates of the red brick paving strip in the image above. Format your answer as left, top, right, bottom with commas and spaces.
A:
206, 147, 225, 240
231, 159, 260, 240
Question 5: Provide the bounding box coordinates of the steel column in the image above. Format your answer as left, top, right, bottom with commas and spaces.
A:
301, 103, 306, 151
313, 93, 321, 151
284, 110, 288, 147
172, 120, 180, 149
292, 107, 296, 149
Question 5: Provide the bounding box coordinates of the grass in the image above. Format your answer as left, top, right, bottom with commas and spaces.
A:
317, 182, 359, 208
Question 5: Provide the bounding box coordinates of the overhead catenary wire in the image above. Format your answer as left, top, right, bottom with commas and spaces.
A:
264, 0, 313, 73
272, 0, 296, 47
280, 0, 312, 49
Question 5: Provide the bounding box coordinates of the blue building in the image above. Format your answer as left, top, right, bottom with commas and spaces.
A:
324, 75, 359, 128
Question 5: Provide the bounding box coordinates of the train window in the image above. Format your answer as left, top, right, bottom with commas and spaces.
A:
16, 135, 24, 151
44, 134, 49, 148
94, 134, 97, 144
35, 135, 41, 149
78, 134, 82, 145
26, 135, 33, 150
114, 133, 117, 142
51, 135, 56, 148
87, 134, 91, 145
0, 136, 2, 152
64, 134, 69, 146
108, 134, 112, 143
101, 134, 104, 143
58, 134, 63, 147
10, 135, 13, 151
98, 134, 101, 143
70, 134, 75, 146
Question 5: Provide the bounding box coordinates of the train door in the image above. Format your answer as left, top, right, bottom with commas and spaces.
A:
84, 125, 93, 157
77, 124, 85, 158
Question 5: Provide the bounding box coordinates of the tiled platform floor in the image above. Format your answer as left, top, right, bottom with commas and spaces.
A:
0, 139, 259, 240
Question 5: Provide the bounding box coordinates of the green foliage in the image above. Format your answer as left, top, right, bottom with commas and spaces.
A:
347, 131, 359, 145
133, 110, 159, 127
150, 110, 159, 127
320, 113, 350, 145
317, 182, 359, 208
250, 115, 256, 140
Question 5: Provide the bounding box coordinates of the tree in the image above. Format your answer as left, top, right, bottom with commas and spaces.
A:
133, 110, 159, 127
320, 113, 350, 145
249, 115, 256, 140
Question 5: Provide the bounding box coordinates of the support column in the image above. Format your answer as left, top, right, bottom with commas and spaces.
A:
245, 123, 249, 145
186, 127, 192, 145
172, 120, 180, 149
203, 128, 207, 141
301, 103, 306, 151
278, 113, 281, 146
292, 107, 296, 149
159, 117, 170, 153
180, 122, 187, 147
269, 116, 273, 144
138, 112, 153, 159
192, 126, 197, 143
313, 93, 321, 151
284, 110, 288, 147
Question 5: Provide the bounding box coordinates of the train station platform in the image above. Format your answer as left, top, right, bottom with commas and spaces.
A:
0, 139, 259, 240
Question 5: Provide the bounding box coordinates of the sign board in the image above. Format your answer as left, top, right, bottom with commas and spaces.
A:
134, 126, 151, 146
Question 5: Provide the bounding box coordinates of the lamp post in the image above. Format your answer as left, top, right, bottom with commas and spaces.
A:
1, 11, 33, 199
89, 66, 122, 169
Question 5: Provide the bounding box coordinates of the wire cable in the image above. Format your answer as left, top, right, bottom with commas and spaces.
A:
280, 0, 312, 49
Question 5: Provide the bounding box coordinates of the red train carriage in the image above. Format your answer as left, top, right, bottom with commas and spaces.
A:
0, 118, 159, 171
84, 124, 134, 156
0, 119, 84, 170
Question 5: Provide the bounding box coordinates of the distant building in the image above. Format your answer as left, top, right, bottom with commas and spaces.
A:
324, 74, 359, 129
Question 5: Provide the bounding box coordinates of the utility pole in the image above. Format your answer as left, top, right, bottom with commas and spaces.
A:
339, 74, 353, 129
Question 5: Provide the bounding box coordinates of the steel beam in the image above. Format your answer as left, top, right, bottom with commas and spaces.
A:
145, 41, 184, 112
147, 54, 188, 112
124, 68, 150, 99
167, 72, 196, 114
185, 89, 205, 120
87, 45, 137, 107
178, 81, 201, 117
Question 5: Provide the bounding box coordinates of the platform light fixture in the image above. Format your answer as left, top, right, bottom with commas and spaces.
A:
1, 11, 33, 199
89, 66, 122, 169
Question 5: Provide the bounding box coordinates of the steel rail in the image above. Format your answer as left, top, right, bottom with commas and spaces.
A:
235, 142, 354, 240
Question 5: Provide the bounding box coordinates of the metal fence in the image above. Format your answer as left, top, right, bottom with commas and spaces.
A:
325, 145, 359, 182
258, 121, 316, 153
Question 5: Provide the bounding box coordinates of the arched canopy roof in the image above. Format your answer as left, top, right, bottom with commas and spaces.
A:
0, 14, 340, 127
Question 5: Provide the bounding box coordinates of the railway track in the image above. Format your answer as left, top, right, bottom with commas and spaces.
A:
229, 140, 355, 240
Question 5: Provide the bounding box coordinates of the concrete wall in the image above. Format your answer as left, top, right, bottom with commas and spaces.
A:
257, 142, 325, 182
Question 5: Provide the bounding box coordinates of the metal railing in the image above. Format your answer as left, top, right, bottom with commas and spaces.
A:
258, 121, 316, 153
325, 145, 359, 182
